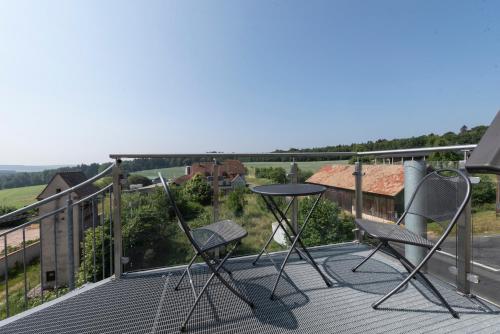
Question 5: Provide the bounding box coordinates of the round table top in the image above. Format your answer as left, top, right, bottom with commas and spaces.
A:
251, 183, 326, 196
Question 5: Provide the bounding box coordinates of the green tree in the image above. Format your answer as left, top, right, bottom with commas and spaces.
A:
183, 173, 212, 205
298, 197, 355, 246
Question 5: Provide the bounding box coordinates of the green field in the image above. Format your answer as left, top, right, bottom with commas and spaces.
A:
132, 166, 185, 179
133, 160, 347, 180
244, 160, 347, 174
0, 185, 46, 209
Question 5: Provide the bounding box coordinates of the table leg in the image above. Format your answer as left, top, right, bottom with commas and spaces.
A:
253, 195, 304, 266
269, 193, 331, 299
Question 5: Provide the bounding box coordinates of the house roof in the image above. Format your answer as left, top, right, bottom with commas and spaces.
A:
307, 164, 404, 197
37, 171, 100, 200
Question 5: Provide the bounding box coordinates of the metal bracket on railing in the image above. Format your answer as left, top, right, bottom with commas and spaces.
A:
449, 266, 480, 284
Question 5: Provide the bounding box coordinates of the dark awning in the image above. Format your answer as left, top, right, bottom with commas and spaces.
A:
466, 111, 500, 174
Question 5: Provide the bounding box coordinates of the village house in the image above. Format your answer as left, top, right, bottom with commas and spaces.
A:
37, 172, 99, 289
173, 160, 247, 191
307, 164, 405, 222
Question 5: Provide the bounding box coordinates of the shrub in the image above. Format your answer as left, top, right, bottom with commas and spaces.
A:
255, 167, 287, 183
472, 176, 496, 207
183, 173, 212, 205
225, 187, 247, 217
298, 197, 355, 246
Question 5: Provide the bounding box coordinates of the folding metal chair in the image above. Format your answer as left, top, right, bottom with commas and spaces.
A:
352, 168, 471, 318
158, 174, 255, 331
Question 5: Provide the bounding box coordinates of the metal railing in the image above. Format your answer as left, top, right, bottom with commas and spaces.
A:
0, 144, 480, 320
0, 163, 115, 318
110, 144, 477, 291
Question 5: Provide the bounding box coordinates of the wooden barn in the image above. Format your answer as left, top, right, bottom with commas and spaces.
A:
307, 164, 405, 222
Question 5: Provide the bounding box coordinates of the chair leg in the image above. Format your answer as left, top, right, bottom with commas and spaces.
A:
388, 246, 459, 318
210, 255, 232, 276
351, 242, 383, 272
373, 245, 459, 319
181, 244, 254, 332
175, 254, 198, 291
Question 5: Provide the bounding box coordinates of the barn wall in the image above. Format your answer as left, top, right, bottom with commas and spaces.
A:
324, 187, 403, 222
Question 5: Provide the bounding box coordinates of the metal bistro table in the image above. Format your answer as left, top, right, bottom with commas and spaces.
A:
251, 183, 332, 299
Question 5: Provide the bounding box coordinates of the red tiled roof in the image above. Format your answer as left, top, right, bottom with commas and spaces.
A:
307, 164, 404, 197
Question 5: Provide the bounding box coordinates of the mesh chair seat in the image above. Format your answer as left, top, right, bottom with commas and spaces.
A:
191, 219, 247, 252
355, 219, 435, 248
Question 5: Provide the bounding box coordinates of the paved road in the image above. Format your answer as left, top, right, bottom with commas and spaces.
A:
441, 234, 500, 270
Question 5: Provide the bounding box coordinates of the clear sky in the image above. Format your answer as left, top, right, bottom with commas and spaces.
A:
1, 0, 499, 165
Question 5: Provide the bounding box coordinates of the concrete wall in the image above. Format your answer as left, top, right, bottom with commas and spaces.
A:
0, 242, 40, 277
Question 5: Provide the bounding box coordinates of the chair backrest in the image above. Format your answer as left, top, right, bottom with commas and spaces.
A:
403, 168, 471, 241
158, 173, 200, 252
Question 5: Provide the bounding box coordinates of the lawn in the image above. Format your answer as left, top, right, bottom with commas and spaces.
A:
0, 185, 46, 209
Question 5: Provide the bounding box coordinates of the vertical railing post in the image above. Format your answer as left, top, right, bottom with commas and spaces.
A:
404, 160, 426, 266
112, 160, 123, 277
290, 160, 299, 233
66, 194, 75, 291
354, 161, 363, 242
4, 235, 9, 317
457, 160, 472, 295
496, 175, 500, 218
213, 159, 220, 223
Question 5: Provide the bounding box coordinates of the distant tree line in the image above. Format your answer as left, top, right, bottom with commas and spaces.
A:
275, 125, 486, 155
0, 125, 487, 190
0, 158, 191, 190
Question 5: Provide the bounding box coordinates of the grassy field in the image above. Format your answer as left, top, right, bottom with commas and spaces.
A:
244, 160, 347, 174
0, 185, 46, 208
132, 166, 185, 179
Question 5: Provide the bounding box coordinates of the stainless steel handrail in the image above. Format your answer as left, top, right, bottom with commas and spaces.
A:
109, 144, 476, 160
0, 163, 115, 223
0, 184, 112, 238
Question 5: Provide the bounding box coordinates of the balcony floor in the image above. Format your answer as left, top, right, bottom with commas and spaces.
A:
1, 243, 499, 334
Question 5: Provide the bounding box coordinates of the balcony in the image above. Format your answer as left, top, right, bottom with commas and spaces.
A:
2, 243, 499, 334
1, 144, 500, 333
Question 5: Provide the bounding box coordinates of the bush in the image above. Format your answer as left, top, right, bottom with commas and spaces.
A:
472, 176, 496, 207
298, 169, 313, 183
0, 205, 16, 216
94, 176, 112, 189
127, 174, 152, 187
255, 167, 287, 183
183, 173, 212, 205
298, 197, 355, 246
225, 187, 247, 217
77, 187, 197, 280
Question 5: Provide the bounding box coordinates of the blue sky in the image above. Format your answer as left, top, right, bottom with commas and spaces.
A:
1, 1, 499, 164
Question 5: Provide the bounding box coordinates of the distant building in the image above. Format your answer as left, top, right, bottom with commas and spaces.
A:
37, 172, 99, 289
173, 160, 247, 191
307, 165, 404, 222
